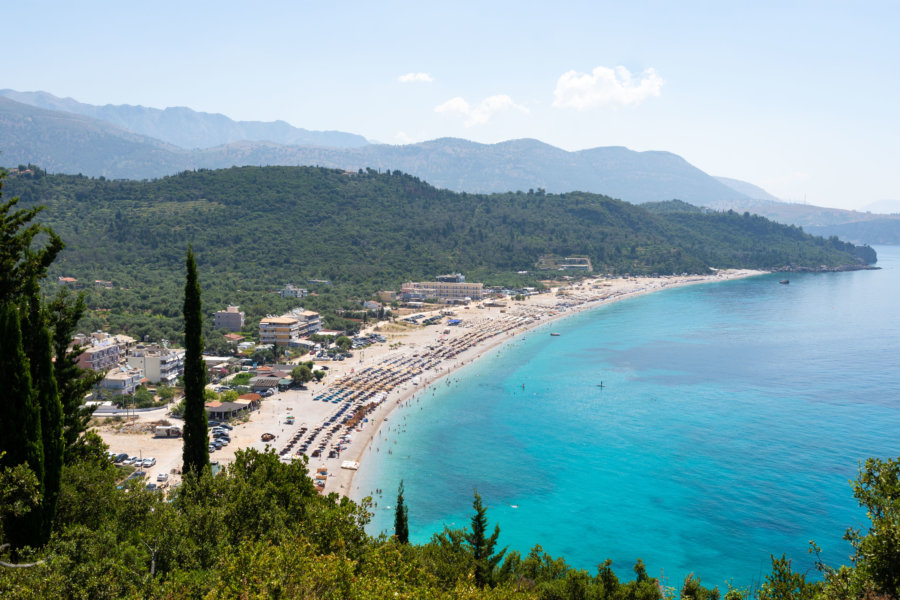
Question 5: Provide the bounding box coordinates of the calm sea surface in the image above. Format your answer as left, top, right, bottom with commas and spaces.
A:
353, 246, 900, 590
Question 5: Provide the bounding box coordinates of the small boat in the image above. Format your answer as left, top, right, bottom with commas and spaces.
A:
550, 333, 561, 337
779, 279, 790, 285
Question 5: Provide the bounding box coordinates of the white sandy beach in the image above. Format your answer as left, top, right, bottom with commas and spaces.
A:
93, 270, 764, 495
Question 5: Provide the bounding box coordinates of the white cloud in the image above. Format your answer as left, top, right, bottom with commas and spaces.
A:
398, 72, 434, 83
434, 94, 529, 127
552, 65, 663, 110
395, 131, 415, 144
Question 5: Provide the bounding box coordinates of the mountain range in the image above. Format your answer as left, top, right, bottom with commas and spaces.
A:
0, 89, 369, 149
2, 90, 897, 244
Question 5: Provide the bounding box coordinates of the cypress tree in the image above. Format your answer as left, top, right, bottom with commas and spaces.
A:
181, 247, 209, 477
394, 479, 409, 544
19, 276, 63, 543
34, 322, 63, 544
0, 173, 66, 548
0, 303, 44, 549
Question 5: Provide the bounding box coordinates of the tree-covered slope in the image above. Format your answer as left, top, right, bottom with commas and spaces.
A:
1, 166, 873, 343
5, 166, 872, 285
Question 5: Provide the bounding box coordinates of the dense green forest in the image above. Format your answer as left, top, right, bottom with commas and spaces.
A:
2, 166, 875, 345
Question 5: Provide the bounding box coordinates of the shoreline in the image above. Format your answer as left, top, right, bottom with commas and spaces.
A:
91, 270, 765, 497
331, 269, 766, 499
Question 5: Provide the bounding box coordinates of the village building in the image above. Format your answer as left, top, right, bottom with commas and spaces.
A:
279, 284, 308, 298
400, 279, 484, 303
258, 309, 322, 346
126, 344, 185, 384
98, 365, 144, 397
213, 305, 245, 331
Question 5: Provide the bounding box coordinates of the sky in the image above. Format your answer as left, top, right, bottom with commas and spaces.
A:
4, 1, 899, 211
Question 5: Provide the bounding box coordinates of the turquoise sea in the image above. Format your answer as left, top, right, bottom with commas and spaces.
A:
353, 245, 900, 590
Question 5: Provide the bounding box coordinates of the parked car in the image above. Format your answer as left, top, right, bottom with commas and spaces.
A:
114, 453, 128, 463
143, 457, 156, 468
157, 473, 169, 482
218, 423, 233, 430
208, 444, 216, 452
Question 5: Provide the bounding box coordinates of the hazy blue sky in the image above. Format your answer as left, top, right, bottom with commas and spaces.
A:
5, 1, 898, 210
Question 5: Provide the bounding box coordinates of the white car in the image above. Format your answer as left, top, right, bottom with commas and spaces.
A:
156, 473, 169, 482
143, 457, 156, 468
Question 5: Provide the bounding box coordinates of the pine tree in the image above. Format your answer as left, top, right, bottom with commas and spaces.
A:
394, 479, 409, 544
181, 247, 209, 477
466, 491, 506, 588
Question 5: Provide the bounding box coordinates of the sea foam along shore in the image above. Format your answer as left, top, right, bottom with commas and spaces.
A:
329, 269, 766, 500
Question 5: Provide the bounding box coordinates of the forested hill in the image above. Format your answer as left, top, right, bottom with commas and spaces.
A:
5, 166, 874, 290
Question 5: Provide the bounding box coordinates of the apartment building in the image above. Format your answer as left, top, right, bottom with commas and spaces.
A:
400, 281, 485, 302
127, 345, 185, 384
259, 310, 322, 346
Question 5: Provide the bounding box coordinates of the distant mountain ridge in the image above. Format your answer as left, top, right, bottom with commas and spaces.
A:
0, 93, 753, 206
189, 136, 757, 206
0, 89, 369, 149
2, 91, 898, 244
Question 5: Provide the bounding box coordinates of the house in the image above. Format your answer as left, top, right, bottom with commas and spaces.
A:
98, 366, 144, 397
204, 400, 248, 421
235, 393, 262, 410
280, 284, 308, 298
214, 305, 245, 331
57, 276, 78, 286
363, 300, 382, 311
249, 376, 280, 393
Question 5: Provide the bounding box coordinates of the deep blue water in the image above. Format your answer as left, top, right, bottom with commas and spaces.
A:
353, 246, 900, 590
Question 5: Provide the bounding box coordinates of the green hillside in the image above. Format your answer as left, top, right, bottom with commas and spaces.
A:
2, 166, 874, 343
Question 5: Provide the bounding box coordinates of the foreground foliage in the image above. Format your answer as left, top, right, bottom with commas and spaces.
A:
2, 446, 899, 599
